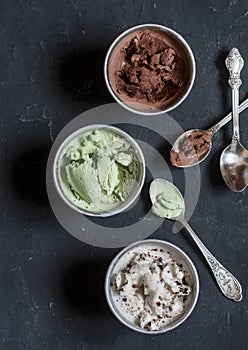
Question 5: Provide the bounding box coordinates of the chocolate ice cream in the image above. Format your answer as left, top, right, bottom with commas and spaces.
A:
108, 29, 190, 111
170, 130, 212, 167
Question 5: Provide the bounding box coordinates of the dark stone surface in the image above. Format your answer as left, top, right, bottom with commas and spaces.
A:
0, 0, 248, 349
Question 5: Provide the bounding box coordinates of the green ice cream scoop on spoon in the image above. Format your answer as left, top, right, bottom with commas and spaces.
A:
150, 179, 184, 219
149, 178, 242, 301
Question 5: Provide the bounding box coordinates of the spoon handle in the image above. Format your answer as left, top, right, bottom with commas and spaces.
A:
225, 48, 244, 141
181, 219, 242, 301
209, 97, 248, 134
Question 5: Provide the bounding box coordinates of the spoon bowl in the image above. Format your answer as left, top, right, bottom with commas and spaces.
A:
170, 129, 213, 168
149, 177, 185, 219
220, 140, 248, 192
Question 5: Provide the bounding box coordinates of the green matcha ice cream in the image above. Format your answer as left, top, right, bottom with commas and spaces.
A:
150, 178, 184, 219
58, 127, 142, 214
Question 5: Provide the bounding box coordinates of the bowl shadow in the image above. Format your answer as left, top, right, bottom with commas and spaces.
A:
62, 258, 111, 315
57, 48, 113, 104
11, 146, 50, 206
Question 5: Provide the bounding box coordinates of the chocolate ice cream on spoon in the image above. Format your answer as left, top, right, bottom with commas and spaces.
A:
170, 97, 248, 168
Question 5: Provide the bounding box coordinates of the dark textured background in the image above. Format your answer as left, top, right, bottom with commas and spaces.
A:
1, 1, 248, 349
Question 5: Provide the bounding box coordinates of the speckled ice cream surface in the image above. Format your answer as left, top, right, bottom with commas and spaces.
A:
111, 243, 193, 331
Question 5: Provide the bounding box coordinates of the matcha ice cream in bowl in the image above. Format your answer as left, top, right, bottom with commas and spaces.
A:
53, 124, 145, 217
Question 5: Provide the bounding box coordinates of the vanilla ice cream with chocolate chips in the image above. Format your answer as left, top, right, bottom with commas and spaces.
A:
111, 242, 192, 331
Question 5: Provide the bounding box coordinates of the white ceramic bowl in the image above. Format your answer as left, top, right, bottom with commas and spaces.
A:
104, 23, 196, 116
105, 239, 199, 334
53, 124, 146, 217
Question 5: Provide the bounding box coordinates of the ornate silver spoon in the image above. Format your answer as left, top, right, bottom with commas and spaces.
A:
220, 48, 248, 192
150, 178, 242, 301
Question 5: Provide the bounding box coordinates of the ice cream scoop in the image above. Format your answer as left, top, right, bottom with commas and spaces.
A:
104, 24, 196, 115
112, 30, 187, 107
110, 242, 193, 331
149, 178, 242, 301
170, 97, 248, 168
105, 239, 199, 334
54, 125, 145, 217
220, 48, 248, 192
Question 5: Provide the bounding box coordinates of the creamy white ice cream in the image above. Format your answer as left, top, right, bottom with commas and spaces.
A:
111, 242, 192, 331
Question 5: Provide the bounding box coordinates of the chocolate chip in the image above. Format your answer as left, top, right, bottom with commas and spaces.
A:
182, 276, 188, 285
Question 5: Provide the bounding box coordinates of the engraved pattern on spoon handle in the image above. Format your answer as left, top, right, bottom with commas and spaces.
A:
209, 97, 248, 134
225, 48, 244, 141
182, 219, 242, 301
225, 48, 244, 89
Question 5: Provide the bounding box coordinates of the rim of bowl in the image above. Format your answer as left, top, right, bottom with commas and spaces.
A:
105, 239, 199, 334
104, 23, 196, 116
53, 124, 146, 217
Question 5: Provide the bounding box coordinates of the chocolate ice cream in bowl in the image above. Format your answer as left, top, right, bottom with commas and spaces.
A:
104, 24, 196, 115
105, 239, 199, 334
53, 124, 145, 217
